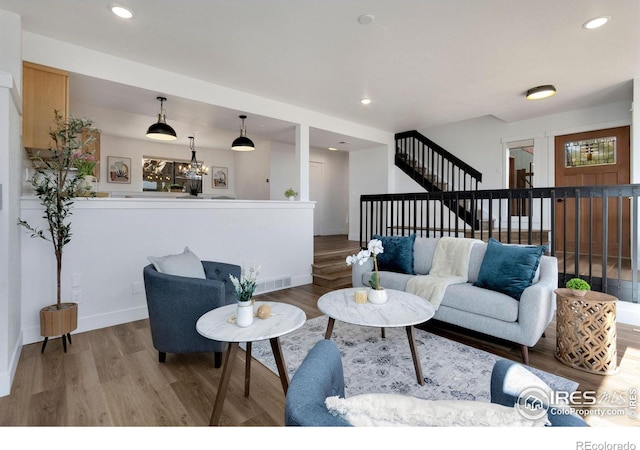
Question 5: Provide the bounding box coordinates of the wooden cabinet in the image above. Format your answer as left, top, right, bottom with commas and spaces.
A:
22, 61, 69, 150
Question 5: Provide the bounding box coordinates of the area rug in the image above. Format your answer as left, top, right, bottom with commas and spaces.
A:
246, 315, 578, 402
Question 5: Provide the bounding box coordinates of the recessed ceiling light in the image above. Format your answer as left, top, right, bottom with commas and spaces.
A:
358, 14, 375, 25
360, 98, 372, 105
526, 85, 556, 100
110, 4, 134, 19
583, 16, 610, 29
328, 147, 338, 151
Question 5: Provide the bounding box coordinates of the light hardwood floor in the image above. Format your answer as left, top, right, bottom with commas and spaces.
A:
1, 236, 638, 427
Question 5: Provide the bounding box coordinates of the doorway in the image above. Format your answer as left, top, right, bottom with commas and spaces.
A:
507, 139, 534, 216
554, 126, 630, 257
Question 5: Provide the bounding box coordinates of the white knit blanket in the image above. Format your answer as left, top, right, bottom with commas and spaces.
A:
406, 237, 481, 310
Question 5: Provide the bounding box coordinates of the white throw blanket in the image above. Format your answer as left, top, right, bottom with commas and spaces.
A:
406, 237, 481, 310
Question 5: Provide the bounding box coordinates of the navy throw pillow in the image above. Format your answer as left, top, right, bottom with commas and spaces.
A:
474, 238, 545, 300
372, 234, 416, 275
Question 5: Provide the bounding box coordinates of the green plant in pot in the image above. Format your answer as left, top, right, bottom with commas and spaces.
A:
566, 277, 590, 297
18, 111, 97, 352
285, 188, 298, 200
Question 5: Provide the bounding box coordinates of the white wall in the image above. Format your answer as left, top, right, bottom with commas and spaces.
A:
19, 198, 315, 345
270, 143, 299, 201
234, 140, 271, 200
309, 147, 349, 235
0, 9, 22, 397
270, 143, 350, 235
348, 145, 390, 241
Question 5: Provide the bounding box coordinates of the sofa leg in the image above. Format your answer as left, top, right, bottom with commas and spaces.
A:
158, 351, 166, 363
214, 351, 223, 368
520, 345, 529, 365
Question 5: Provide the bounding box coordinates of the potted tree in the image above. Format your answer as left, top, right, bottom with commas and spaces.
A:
19, 111, 97, 352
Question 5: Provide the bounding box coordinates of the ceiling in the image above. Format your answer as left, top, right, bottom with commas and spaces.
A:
1, 0, 638, 151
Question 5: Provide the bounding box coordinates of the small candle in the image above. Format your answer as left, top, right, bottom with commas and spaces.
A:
354, 289, 368, 304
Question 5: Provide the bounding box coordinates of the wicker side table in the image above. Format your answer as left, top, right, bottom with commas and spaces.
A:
554, 288, 619, 375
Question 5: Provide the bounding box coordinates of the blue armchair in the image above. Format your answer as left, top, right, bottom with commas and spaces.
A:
143, 261, 240, 367
285, 339, 588, 426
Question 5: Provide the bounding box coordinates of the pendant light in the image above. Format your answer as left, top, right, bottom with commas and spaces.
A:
182, 136, 208, 196
231, 115, 255, 151
146, 96, 177, 140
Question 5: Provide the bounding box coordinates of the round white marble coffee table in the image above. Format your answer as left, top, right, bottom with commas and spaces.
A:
197, 301, 305, 426
317, 287, 435, 385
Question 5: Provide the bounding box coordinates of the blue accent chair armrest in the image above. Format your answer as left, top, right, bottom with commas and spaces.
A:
490, 359, 588, 426
285, 339, 351, 426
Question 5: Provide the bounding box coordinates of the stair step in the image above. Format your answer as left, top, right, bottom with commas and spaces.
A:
313, 237, 359, 288
314, 248, 360, 264
312, 272, 352, 289
311, 261, 351, 276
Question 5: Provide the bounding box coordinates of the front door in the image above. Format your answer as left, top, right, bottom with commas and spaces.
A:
554, 126, 630, 257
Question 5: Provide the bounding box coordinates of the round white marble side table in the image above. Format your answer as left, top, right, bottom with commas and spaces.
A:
197, 301, 306, 426
317, 287, 435, 385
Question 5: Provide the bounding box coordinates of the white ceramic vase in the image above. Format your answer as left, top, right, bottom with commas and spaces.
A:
236, 300, 254, 327
368, 288, 388, 304
80, 174, 97, 193
570, 288, 587, 297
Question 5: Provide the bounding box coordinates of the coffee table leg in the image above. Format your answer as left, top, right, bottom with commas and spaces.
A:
406, 326, 424, 386
209, 342, 239, 426
324, 317, 335, 339
269, 337, 289, 394
245, 342, 252, 397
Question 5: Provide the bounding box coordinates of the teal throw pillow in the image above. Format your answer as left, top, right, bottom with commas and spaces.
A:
372, 234, 416, 275
474, 238, 545, 300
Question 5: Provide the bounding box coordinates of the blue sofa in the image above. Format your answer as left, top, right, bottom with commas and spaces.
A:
285, 340, 587, 426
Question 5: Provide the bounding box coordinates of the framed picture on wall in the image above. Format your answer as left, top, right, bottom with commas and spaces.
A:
107, 156, 131, 184
212, 166, 228, 189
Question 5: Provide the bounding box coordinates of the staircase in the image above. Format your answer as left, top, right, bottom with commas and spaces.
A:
395, 130, 483, 229
312, 238, 360, 289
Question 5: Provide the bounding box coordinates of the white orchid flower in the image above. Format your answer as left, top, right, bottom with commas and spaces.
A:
368, 239, 384, 256
356, 249, 370, 265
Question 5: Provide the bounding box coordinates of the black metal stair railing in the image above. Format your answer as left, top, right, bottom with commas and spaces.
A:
359, 184, 640, 303
395, 130, 483, 228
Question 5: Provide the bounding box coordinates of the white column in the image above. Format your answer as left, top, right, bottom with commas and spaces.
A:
295, 123, 310, 201
0, 8, 22, 398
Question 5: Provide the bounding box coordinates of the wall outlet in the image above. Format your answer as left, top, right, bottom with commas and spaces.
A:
72, 290, 82, 303
72, 273, 82, 287
131, 281, 143, 295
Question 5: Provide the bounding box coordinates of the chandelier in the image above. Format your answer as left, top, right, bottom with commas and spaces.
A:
180, 136, 208, 196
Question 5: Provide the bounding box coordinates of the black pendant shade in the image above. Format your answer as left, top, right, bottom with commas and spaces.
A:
146, 96, 177, 141
231, 115, 255, 151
